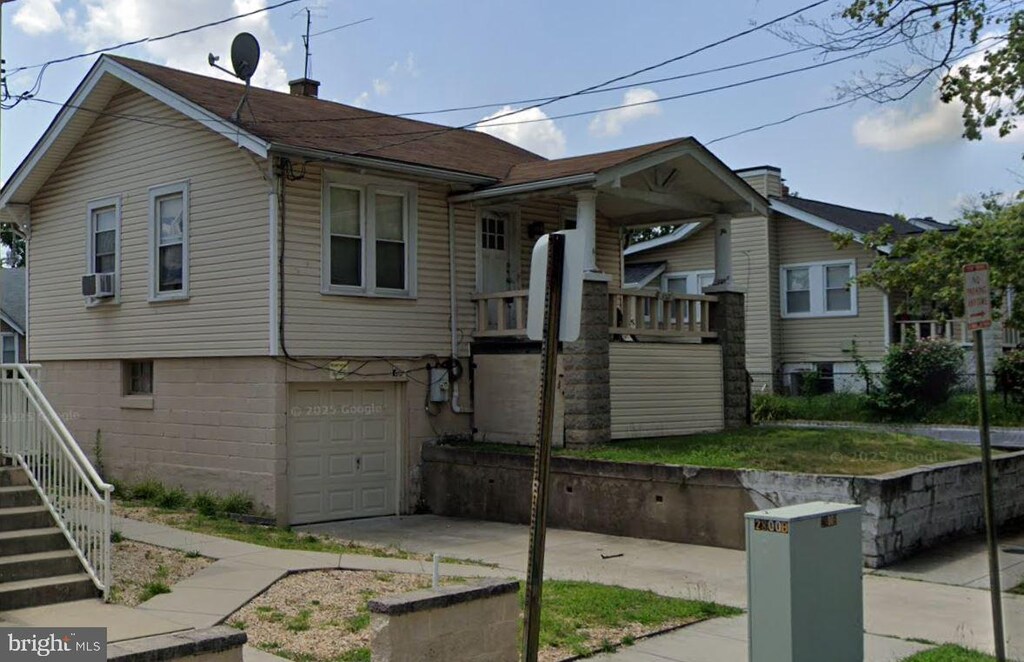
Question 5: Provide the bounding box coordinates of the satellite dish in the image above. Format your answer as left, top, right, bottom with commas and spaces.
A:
230, 32, 261, 81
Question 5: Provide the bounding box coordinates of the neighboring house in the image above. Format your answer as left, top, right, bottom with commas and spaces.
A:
0, 55, 765, 524
625, 166, 970, 393
0, 268, 26, 363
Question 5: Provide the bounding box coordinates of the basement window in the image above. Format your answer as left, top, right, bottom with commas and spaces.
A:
123, 360, 153, 396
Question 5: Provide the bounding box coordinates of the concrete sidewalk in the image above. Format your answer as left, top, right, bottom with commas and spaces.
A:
307, 514, 1024, 660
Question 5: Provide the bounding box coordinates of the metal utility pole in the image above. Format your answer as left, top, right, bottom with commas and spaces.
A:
964, 263, 1005, 661
522, 232, 566, 662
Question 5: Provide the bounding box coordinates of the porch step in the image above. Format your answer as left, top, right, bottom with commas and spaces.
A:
0, 506, 52, 532
0, 528, 68, 556
0, 486, 41, 508
0, 573, 99, 610
0, 550, 83, 583
0, 466, 30, 487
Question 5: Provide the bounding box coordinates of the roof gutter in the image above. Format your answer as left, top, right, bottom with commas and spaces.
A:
448, 173, 597, 203
269, 144, 497, 185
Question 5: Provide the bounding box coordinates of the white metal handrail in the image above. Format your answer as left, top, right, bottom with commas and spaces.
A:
0, 364, 113, 599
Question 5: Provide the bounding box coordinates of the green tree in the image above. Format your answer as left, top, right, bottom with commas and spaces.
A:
837, 195, 1024, 326
0, 224, 25, 268
789, 1, 1023, 142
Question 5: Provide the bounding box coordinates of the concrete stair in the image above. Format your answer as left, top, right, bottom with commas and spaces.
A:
0, 457, 100, 610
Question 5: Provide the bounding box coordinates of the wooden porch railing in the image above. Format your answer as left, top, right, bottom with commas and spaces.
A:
893, 319, 969, 344
472, 290, 529, 338
608, 287, 717, 339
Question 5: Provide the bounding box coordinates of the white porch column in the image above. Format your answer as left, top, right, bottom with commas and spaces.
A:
713, 214, 733, 287
575, 189, 599, 272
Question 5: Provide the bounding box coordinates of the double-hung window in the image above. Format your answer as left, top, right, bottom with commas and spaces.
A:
149, 182, 189, 300
87, 197, 120, 277
781, 260, 857, 318
322, 175, 417, 297
1, 334, 17, 363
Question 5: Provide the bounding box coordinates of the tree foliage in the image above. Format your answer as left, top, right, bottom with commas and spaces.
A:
788, 0, 1024, 142
0, 224, 25, 268
836, 195, 1024, 326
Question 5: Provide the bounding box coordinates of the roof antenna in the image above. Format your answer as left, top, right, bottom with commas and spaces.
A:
302, 8, 312, 79
208, 32, 261, 123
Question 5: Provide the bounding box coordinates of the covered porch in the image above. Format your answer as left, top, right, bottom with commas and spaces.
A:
451, 138, 766, 446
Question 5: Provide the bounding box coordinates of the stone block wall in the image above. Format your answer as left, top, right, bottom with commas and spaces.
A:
562, 278, 611, 446
369, 579, 520, 662
37, 357, 287, 516
709, 289, 749, 428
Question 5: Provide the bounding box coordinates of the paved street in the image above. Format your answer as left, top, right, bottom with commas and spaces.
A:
772, 420, 1024, 449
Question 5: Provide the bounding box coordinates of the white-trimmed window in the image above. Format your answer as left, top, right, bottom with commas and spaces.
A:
149, 182, 189, 300
781, 260, 857, 318
87, 196, 120, 279
1, 333, 17, 363
321, 175, 417, 297
662, 270, 715, 323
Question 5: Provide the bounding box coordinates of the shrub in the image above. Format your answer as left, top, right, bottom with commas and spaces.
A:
129, 480, 165, 503
155, 488, 189, 510
221, 492, 255, 515
752, 394, 796, 422
872, 338, 964, 416
191, 491, 221, 517
995, 349, 1024, 405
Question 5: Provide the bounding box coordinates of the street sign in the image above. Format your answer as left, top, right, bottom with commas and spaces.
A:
964, 263, 993, 331
527, 230, 584, 343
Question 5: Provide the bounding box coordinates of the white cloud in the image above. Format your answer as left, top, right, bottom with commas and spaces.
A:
588, 87, 662, 138
475, 106, 567, 158
60, 0, 291, 91
12, 0, 65, 35
853, 40, 1024, 151
351, 91, 370, 107
372, 78, 391, 96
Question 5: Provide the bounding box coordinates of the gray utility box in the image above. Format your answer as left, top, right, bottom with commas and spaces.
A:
746, 501, 863, 662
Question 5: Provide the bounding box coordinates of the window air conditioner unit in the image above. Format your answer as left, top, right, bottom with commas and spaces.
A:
82, 273, 115, 299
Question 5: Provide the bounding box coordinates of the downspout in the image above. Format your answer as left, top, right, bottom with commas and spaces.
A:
268, 157, 280, 356
448, 202, 464, 414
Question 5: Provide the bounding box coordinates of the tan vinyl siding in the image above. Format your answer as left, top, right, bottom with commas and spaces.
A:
732, 216, 774, 376
631, 224, 715, 276
515, 197, 622, 286
777, 217, 886, 363
610, 343, 723, 439
280, 166, 457, 357
29, 86, 270, 359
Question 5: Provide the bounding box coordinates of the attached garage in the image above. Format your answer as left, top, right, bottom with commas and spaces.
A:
287, 382, 401, 525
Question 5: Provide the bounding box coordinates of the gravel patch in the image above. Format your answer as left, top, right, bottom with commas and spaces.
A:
229, 570, 450, 662
110, 540, 213, 607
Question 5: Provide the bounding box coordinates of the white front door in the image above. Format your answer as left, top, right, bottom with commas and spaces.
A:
477, 210, 518, 328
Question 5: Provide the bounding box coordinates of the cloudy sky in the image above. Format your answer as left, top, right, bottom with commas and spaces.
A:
2, 0, 1022, 220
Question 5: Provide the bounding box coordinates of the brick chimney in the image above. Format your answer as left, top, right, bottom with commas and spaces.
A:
289, 77, 320, 98
735, 166, 784, 199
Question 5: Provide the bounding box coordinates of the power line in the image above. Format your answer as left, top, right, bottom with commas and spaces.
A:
311, 17, 374, 38
1, 0, 304, 110
346, 0, 834, 157
7, 0, 303, 75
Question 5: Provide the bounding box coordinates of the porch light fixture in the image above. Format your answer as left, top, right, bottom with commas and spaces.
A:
527, 221, 546, 239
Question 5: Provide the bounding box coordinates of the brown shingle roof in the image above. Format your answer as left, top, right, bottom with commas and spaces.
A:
110, 56, 544, 180
498, 138, 688, 187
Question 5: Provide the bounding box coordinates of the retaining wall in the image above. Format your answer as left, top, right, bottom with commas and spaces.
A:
422, 444, 1024, 567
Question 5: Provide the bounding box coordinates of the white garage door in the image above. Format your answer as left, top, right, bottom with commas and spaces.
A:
287, 382, 400, 525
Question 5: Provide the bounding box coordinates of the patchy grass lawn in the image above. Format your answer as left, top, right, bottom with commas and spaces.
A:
900, 645, 996, 661
228, 572, 738, 662
109, 540, 212, 606
114, 502, 420, 561
535, 581, 739, 659
452, 427, 979, 475
753, 392, 1024, 427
